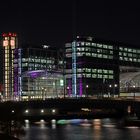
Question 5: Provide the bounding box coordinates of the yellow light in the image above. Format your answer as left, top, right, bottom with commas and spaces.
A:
10, 40, 15, 46
41, 109, 44, 113
25, 109, 29, 113
3, 40, 8, 47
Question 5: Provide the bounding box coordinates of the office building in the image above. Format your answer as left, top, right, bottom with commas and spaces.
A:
1, 33, 64, 100
65, 36, 140, 97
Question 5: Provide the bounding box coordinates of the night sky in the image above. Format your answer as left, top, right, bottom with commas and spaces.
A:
0, 0, 140, 48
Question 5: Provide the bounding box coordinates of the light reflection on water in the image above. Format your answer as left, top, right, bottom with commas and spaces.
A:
19, 118, 140, 140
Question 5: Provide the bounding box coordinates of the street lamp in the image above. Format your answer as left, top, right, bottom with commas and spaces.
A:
86, 85, 89, 97
109, 84, 112, 97
114, 84, 117, 88
133, 85, 136, 99
114, 84, 118, 97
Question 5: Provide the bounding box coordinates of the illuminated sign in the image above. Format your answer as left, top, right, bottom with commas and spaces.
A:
3, 40, 8, 47
10, 40, 15, 46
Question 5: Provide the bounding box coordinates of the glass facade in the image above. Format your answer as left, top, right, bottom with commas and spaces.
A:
65, 36, 121, 97
119, 47, 140, 63
2, 34, 64, 100
13, 48, 64, 100
2, 34, 140, 99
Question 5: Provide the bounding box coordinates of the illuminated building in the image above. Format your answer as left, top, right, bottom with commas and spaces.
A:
65, 36, 140, 97
13, 47, 64, 100
1, 33, 64, 100
2, 33, 18, 99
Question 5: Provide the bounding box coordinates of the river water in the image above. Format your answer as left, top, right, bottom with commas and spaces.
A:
17, 118, 139, 140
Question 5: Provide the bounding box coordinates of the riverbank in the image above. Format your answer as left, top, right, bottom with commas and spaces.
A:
0, 133, 19, 140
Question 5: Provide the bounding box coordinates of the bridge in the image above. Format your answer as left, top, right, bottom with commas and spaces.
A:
0, 97, 140, 121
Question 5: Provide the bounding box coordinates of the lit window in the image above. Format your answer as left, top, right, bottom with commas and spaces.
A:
98, 54, 102, 58
77, 69, 82, 72
86, 47, 90, 51
103, 55, 108, 59
81, 42, 85, 46
92, 74, 97, 78
82, 73, 86, 77
86, 42, 90, 46
60, 79, 64, 86
86, 74, 91, 78
66, 54, 72, 57
123, 53, 127, 56
98, 69, 102, 73
109, 51, 113, 54
124, 48, 127, 51
91, 43, 96, 46
103, 70, 108, 74
128, 49, 132, 52
77, 74, 82, 78
108, 55, 113, 59
133, 58, 137, 62
119, 57, 123, 60
124, 57, 128, 61
92, 53, 97, 57
66, 48, 72, 52
108, 45, 113, 49
77, 42, 80, 46
133, 54, 137, 57
103, 44, 108, 49
97, 44, 102, 48
86, 53, 91, 56
98, 74, 102, 78
109, 70, 113, 74
97, 49, 102, 53
76, 52, 82, 56
119, 52, 122, 55
109, 75, 113, 79
103, 75, 108, 79
86, 68, 91, 72
92, 69, 96, 73
128, 53, 132, 57
137, 50, 140, 53
77, 48, 80, 51
119, 47, 123, 51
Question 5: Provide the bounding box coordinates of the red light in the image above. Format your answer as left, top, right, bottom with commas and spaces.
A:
2, 32, 17, 37
2, 33, 6, 37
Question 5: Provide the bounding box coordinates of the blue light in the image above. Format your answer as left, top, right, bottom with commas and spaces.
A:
72, 41, 77, 96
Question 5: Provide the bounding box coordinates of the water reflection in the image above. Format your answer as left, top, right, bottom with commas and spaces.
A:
51, 119, 56, 129
19, 118, 140, 140
93, 119, 101, 130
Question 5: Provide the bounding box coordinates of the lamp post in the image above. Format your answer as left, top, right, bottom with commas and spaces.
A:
133, 85, 136, 99
67, 86, 69, 97
114, 84, 117, 98
109, 84, 112, 97
86, 85, 89, 97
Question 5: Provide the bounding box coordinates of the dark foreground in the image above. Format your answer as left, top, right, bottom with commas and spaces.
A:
0, 133, 19, 140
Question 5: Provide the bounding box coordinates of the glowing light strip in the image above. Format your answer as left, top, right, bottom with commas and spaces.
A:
72, 41, 77, 96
